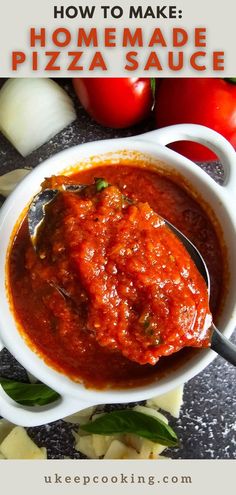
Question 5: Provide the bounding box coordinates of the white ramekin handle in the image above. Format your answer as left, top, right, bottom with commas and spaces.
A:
137, 124, 236, 195
0, 384, 94, 426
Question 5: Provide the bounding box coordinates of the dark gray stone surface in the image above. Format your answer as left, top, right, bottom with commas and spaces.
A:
0, 79, 235, 459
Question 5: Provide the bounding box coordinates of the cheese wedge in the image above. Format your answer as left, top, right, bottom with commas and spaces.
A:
0, 419, 15, 444
75, 435, 98, 459
122, 432, 166, 458
146, 385, 184, 418
92, 434, 116, 457
0, 426, 46, 459
104, 440, 140, 459
139, 438, 166, 458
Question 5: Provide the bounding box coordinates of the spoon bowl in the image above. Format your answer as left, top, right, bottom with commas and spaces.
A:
166, 220, 236, 366
28, 185, 86, 249
28, 184, 236, 367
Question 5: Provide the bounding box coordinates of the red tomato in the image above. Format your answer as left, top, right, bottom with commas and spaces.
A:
73, 78, 153, 128
155, 78, 236, 161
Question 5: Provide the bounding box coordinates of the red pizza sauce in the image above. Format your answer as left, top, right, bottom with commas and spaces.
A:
8, 165, 223, 389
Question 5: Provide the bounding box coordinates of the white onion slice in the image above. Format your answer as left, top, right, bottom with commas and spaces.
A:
0, 168, 31, 197
0, 78, 76, 156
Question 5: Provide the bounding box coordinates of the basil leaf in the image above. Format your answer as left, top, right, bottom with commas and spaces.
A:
82, 409, 178, 447
225, 78, 236, 84
0, 377, 60, 406
95, 178, 109, 192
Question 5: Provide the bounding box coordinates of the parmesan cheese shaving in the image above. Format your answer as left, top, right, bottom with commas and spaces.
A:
0, 426, 47, 459
146, 385, 184, 418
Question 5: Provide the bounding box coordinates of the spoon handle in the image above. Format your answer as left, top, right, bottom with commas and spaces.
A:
211, 324, 236, 366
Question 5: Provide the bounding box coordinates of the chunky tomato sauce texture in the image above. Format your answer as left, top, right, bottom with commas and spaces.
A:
9, 166, 223, 389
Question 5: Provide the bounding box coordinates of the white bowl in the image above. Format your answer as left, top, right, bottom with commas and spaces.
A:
0, 124, 235, 426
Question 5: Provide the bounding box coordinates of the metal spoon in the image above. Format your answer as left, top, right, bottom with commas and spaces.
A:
166, 222, 236, 366
28, 186, 236, 366
28, 185, 86, 250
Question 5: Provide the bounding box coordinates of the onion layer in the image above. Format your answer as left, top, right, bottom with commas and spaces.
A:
0, 79, 76, 156
0, 169, 31, 197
